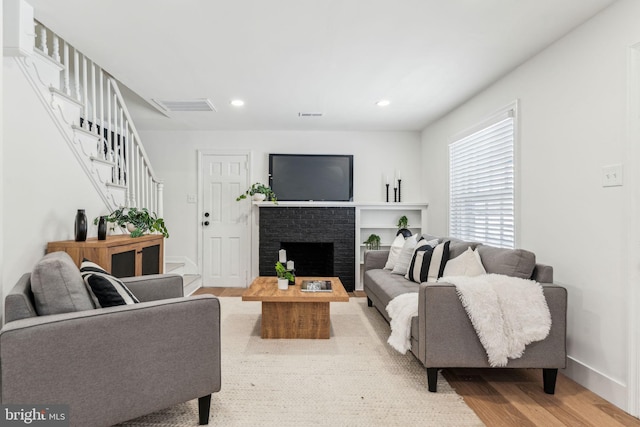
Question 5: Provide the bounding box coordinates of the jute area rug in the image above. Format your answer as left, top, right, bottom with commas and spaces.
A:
119, 297, 484, 426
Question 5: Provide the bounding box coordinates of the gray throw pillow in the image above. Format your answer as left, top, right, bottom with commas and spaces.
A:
477, 245, 536, 279
30, 251, 95, 315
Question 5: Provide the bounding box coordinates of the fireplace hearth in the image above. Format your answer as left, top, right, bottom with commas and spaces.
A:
259, 207, 355, 291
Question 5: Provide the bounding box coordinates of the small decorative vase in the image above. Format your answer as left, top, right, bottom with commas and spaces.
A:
98, 216, 107, 240
127, 223, 137, 233
74, 209, 87, 242
277, 278, 289, 290
252, 193, 267, 202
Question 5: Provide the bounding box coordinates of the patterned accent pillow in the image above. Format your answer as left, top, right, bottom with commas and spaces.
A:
80, 259, 140, 307
405, 241, 450, 283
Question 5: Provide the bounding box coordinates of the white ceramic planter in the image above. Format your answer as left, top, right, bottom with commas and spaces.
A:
277, 278, 289, 290
252, 193, 267, 202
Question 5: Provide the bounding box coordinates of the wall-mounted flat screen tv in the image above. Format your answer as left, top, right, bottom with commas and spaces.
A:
269, 154, 353, 201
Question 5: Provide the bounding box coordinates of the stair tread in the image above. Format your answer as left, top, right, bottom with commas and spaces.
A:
183, 274, 201, 287
165, 262, 185, 273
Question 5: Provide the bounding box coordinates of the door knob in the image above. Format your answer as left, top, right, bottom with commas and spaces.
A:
202, 221, 210, 226
204, 212, 210, 217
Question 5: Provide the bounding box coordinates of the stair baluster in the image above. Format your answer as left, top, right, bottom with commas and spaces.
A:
52, 35, 60, 63
63, 42, 70, 95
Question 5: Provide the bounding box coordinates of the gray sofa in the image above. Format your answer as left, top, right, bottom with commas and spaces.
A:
2, 253, 221, 426
363, 236, 567, 394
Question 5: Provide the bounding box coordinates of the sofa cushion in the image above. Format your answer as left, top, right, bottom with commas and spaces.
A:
477, 245, 536, 279
30, 251, 95, 315
391, 234, 418, 275
405, 241, 449, 283
364, 269, 420, 310
443, 247, 486, 277
80, 259, 140, 307
384, 234, 407, 270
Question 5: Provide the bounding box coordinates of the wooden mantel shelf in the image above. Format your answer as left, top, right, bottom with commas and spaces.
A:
254, 201, 429, 209
47, 234, 164, 277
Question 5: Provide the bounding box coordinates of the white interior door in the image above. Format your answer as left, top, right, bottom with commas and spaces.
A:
201, 154, 249, 287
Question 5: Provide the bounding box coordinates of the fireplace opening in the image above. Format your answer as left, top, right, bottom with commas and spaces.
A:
280, 242, 334, 277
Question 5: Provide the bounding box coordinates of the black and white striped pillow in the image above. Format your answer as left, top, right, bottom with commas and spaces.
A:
405, 241, 450, 283
80, 259, 140, 307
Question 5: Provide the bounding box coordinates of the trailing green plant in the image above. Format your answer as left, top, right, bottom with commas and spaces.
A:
275, 261, 295, 283
236, 182, 277, 203
94, 207, 169, 238
363, 234, 381, 250
397, 215, 409, 229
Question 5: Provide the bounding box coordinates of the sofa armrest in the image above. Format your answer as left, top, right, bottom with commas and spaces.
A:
5, 273, 37, 323
0, 295, 220, 426
415, 281, 566, 369
363, 250, 390, 271
122, 274, 183, 301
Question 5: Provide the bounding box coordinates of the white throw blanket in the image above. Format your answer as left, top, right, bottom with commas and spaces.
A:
441, 274, 551, 367
385, 293, 419, 354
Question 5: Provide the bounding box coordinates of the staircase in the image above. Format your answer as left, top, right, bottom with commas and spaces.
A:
14, 20, 163, 215
11, 19, 202, 292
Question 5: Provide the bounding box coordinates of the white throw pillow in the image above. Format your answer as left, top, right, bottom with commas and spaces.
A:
442, 247, 486, 277
391, 234, 419, 275
384, 234, 407, 270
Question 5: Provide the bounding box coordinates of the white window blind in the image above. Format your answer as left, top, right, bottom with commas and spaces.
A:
449, 110, 515, 248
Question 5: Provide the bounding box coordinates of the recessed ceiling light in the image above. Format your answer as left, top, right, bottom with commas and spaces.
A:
376, 100, 390, 107
230, 99, 245, 107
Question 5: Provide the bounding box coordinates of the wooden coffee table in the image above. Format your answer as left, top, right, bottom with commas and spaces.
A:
242, 276, 349, 339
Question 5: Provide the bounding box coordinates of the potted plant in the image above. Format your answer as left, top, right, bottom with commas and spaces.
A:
236, 183, 277, 203
363, 234, 381, 250
275, 261, 294, 290
396, 215, 411, 238
94, 207, 169, 238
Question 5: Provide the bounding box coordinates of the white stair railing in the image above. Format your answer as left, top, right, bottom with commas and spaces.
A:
34, 20, 163, 216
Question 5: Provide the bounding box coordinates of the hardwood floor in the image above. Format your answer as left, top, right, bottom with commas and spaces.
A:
194, 287, 639, 426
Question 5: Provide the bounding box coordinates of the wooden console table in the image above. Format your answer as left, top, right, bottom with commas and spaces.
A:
47, 234, 164, 277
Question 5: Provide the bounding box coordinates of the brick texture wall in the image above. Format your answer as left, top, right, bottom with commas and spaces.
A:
259, 207, 355, 291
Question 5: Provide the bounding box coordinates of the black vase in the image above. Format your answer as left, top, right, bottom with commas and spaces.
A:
74, 209, 88, 242
97, 216, 107, 240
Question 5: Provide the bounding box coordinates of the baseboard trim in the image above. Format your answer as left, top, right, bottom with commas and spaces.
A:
564, 356, 627, 411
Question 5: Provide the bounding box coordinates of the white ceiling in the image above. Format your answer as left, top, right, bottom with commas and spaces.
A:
28, 0, 616, 132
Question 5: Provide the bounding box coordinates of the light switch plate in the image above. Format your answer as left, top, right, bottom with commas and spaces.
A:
602, 164, 623, 187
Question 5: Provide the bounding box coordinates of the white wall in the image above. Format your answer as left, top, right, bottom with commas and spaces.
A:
140, 130, 421, 265
0, 4, 4, 321
421, 0, 638, 411
2, 57, 107, 299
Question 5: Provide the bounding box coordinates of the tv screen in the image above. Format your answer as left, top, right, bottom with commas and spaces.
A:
269, 154, 353, 201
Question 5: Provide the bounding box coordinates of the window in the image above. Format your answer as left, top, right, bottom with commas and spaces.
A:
449, 105, 516, 248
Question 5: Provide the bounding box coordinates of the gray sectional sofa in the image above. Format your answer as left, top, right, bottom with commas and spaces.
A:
363, 236, 567, 394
